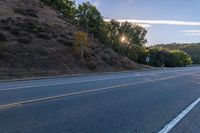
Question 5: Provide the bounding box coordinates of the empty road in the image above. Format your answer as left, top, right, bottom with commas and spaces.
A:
0, 67, 200, 133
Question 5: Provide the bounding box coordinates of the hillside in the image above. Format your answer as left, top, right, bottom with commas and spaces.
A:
153, 43, 200, 64
0, 0, 150, 79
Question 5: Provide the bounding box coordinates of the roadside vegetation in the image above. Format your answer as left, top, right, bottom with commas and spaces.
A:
145, 48, 192, 67
74, 31, 89, 59
153, 43, 200, 64
40, 0, 193, 67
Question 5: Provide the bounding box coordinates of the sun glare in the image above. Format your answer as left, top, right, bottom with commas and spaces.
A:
121, 36, 126, 42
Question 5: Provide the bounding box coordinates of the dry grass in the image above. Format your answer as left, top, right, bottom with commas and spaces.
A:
0, 0, 151, 80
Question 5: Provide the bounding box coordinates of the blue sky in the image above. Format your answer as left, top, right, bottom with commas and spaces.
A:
75, 0, 200, 45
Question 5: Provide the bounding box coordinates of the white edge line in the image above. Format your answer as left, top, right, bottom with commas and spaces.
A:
0, 76, 178, 110
0, 73, 163, 91
0, 73, 158, 91
158, 97, 200, 133
0, 71, 194, 91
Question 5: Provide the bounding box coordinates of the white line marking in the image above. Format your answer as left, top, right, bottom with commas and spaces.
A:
158, 97, 200, 133
0, 73, 160, 91
0, 73, 165, 91
0, 104, 22, 110
0, 76, 178, 110
0, 72, 194, 91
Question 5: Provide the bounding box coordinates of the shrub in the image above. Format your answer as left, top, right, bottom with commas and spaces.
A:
74, 31, 89, 59
148, 48, 192, 67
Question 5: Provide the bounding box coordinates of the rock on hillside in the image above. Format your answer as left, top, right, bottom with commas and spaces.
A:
0, 0, 150, 79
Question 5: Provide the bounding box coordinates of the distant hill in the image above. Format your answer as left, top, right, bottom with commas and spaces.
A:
152, 43, 200, 64
0, 0, 149, 79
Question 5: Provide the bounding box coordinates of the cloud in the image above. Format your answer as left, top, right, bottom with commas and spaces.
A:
104, 19, 200, 26
181, 30, 200, 36
104, 19, 152, 28
181, 30, 200, 33
136, 24, 152, 28
185, 33, 200, 36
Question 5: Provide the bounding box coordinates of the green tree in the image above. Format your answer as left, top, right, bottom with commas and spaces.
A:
76, 2, 104, 38
169, 50, 192, 67
41, 0, 76, 20
106, 20, 147, 61
152, 43, 198, 64
148, 48, 192, 67
119, 22, 147, 47
106, 20, 121, 50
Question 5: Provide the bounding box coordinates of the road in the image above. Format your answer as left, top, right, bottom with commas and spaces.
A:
0, 67, 200, 133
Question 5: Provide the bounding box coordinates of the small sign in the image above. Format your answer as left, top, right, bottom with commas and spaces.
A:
146, 56, 150, 63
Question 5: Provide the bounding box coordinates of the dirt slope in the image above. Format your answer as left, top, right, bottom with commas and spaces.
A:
0, 0, 150, 79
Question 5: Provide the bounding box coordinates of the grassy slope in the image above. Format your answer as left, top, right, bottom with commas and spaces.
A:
0, 0, 150, 79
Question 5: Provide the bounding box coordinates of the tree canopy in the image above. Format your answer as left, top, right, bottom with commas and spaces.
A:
41, 0, 76, 20
153, 43, 200, 64
76, 2, 104, 37
148, 48, 192, 67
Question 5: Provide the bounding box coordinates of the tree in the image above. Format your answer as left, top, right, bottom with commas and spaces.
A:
152, 43, 199, 64
41, 0, 76, 20
105, 20, 147, 61
76, 2, 104, 38
169, 50, 192, 67
41, 0, 149, 63
74, 31, 89, 59
148, 48, 192, 67
119, 22, 147, 47
106, 20, 121, 50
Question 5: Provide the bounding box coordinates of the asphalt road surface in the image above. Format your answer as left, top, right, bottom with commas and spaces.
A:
0, 67, 200, 133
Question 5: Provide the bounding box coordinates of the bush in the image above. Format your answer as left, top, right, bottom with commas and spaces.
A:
148, 48, 192, 67
74, 31, 89, 59
167, 50, 193, 67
